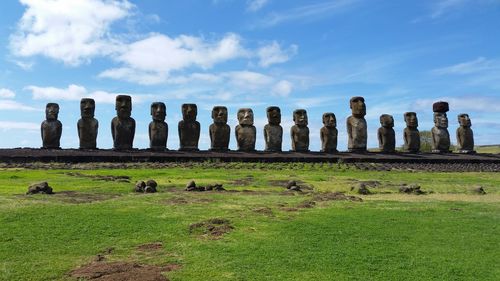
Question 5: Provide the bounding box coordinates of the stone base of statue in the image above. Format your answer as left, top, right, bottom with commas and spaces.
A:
432, 149, 451, 154
179, 147, 199, 152
348, 148, 367, 153
150, 146, 168, 152
209, 148, 230, 152
321, 149, 338, 153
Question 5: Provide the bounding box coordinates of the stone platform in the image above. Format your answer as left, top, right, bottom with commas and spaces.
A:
0, 148, 499, 164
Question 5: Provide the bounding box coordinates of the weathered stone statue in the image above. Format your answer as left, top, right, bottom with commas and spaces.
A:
235, 108, 256, 152
377, 114, 396, 153
431, 101, 450, 153
346, 96, 367, 152
290, 109, 309, 152
320, 112, 338, 153
178, 103, 200, 151
209, 106, 230, 151
111, 95, 135, 150
77, 98, 98, 149
149, 102, 168, 151
41, 103, 62, 149
456, 113, 475, 153
263, 106, 283, 152
403, 112, 420, 153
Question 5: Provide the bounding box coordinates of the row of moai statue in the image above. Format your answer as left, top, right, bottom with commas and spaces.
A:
41, 96, 475, 153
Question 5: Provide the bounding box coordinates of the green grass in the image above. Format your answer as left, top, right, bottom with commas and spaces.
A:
0, 163, 499, 280
475, 145, 500, 154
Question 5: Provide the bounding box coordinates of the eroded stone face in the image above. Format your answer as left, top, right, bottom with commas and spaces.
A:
347, 97, 367, 152
434, 112, 448, 129
235, 108, 256, 151
291, 109, 309, 152
111, 95, 135, 150
403, 112, 420, 153
264, 106, 283, 152
149, 102, 168, 150
41, 103, 62, 149
378, 114, 395, 153
178, 103, 200, 151
320, 112, 338, 153
210, 106, 230, 151
456, 113, 474, 153
78, 98, 98, 149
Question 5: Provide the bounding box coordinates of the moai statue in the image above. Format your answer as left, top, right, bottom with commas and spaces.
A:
209, 106, 230, 151
263, 106, 283, 152
149, 102, 168, 151
178, 103, 200, 151
77, 98, 98, 149
320, 112, 338, 153
377, 114, 396, 153
346, 96, 367, 152
41, 103, 62, 149
235, 108, 256, 152
290, 109, 309, 152
456, 113, 475, 154
111, 95, 135, 150
403, 112, 420, 153
431, 101, 451, 153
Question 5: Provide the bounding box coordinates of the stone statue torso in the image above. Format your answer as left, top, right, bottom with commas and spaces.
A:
456, 127, 474, 151
403, 127, 420, 152
347, 116, 367, 150
264, 124, 283, 151
178, 120, 200, 150
235, 125, 256, 151
431, 126, 450, 152
320, 126, 338, 153
78, 118, 98, 149
112, 117, 135, 150
291, 125, 309, 152
149, 121, 168, 149
41, 120, 62, 149
210, 123, 230, 150
378, 127, 395, 153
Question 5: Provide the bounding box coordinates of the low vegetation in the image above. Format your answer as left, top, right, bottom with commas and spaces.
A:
0, 162, 499, 280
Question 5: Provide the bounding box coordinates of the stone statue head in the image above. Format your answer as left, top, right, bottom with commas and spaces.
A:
380, 114, 394, 128
322, 112, 336, 128
80, 98, 95, 119
293, 109, 308, 126
150, 102, 166, 122
350, 96, 366, 117
212, 106, 228, 124
404, 112, 418, 128
434, 112, 448, 128
182, 104, 197, 122
115, 95, 132, 119
458, 113, 471, 127
266, 106, 281, 125
45, 103, 59, 121
237, 108, 254, 126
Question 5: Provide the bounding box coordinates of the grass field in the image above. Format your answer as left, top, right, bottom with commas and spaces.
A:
0, 163, 499, 281
475, 145, 500, 154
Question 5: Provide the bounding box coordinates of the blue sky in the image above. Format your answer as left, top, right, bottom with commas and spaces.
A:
0, 0, 499, 150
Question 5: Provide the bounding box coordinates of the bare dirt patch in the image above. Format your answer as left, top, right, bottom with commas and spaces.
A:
136, 242, 163, 252
189, 218, 234, 238
65, 172, 130, 182
53, 191, 120, 204
230, 176, 255, 186
252, 207, 274, 216
313, 192, 363, 202
69, 261, 180, 281
163, 197, 213, 205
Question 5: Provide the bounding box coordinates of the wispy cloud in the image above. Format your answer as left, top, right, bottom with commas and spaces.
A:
414, 96, 500, 113
247, 0, 269, 12
0, 88, 16, 99
431, 57, 500, 88
414, 0, 500, 22
252, 0, 359, 28
257, 41, 297, 67
0, 121, 39, 130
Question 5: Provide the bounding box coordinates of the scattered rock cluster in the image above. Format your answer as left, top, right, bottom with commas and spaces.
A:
134, 180, 158, 193
185, 180, 225, 192
399, 184, 426, 195
285, 180, 302, 191
26, 182, 54, 195
472, 186, 486, 195
189, 218, 233, 238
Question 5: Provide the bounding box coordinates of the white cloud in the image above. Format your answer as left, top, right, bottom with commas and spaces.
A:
247, 0, 269, 12
431, 57, 500, 75
414, 96, 500, 113
257, 41, 298, 67
430, 0, 469, 18
10, 0, 133, 65
99, 33, 248, 85
24, 84, 152, 104
0, 100, 38, 111
271, 80, 293, 97
252, 0, 359, 28
0, 121, 39, 130
0, 88, 16, 99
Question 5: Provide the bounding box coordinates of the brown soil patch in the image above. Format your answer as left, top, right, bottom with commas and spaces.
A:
163, 197, 213, 205
280, 207, 299, 212
252, 207, 273, 216
69, 261, 180, 281
297, 201, 316, 208
230, 176, 254, 186
189, 218, 234, 238
269, 179, 305, 187
54, 191, 120, 204
314, 192, 363, 202
65, 172, 130, 182
136, 242, 163, 252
